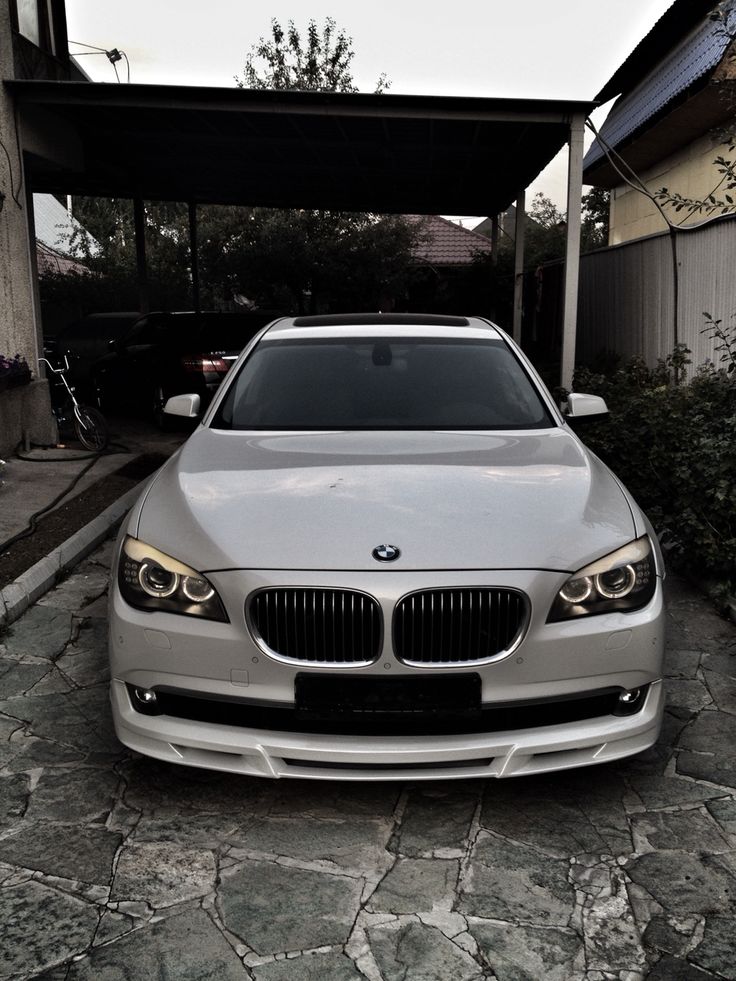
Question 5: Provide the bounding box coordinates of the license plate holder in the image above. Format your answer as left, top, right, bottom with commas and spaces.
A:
295, 673, 482, 719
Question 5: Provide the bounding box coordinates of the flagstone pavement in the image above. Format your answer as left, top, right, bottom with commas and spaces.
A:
0, 540, 734, 980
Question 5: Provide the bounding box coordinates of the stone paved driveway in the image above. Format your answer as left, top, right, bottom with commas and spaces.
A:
0, 540, 735, 980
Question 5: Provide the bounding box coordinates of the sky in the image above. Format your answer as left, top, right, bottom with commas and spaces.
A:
64, 0, 675, 220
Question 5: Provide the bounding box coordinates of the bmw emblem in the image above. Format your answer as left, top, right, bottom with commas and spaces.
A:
373, 544, 401, 562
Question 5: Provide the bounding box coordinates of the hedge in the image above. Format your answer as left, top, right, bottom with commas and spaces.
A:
572, 344, 736, 603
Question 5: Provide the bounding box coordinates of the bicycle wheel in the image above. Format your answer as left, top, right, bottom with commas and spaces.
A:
74, 405, 109, 452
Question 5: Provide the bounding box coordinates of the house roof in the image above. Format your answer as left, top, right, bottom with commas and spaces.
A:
584, 3, 736, 185
8, 81, 593, 217
35, 241, 91, 276
595, 0, 718, 103
33, 193, 100, 256
473, 206, 543, 242
408, 215, 492, 266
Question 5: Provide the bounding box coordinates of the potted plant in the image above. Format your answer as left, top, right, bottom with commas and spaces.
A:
0, 354, 32, 392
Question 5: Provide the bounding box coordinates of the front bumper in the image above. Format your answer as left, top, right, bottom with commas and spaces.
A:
108, 563, 666, 780
111, 677, 664, 780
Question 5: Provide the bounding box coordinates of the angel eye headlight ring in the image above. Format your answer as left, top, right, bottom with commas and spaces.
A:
119, 536, 228, 622
182, 576, 216, 603
138, 562, 180, 598
559, 576, 593, 604
548, 536, 656, 622
595, 564, 636, 600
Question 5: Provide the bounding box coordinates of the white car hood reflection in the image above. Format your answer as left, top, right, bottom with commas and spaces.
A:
137, 428, 635, 572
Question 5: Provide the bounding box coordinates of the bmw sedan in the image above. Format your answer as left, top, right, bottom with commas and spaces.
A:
108, 313, 665, 781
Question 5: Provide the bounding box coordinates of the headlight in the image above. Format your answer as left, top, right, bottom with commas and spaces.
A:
548, 536, 656, 622
118, 536, 228, 622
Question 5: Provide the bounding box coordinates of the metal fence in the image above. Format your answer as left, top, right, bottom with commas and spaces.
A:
576, 214, 736, 375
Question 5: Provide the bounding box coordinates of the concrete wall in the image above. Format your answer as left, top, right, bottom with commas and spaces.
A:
0, 380, 56, 455
0, 0, 55, 448
609, 129, 733, 244
0, 2, 37, 365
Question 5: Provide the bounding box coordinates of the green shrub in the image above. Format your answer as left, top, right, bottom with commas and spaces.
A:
573, 347, 736, 593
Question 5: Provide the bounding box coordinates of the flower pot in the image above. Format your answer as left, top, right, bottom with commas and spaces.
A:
8, 370, 32, 388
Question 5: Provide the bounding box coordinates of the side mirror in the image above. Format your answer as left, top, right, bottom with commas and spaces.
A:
564, 392, 609, 419
164, 393, 201, 418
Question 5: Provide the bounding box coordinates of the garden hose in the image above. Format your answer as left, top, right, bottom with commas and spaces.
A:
0, 440, 130, 555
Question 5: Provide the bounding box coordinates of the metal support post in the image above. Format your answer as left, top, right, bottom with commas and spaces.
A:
188, 201, 201, 315
488, 215, 500, 320
560, 113, 585, 392
133, 197, 149, 314
512, 193, 525, 345
490, 215, 499, 265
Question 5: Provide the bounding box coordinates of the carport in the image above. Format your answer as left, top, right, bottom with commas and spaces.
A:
8, 81, 593, 389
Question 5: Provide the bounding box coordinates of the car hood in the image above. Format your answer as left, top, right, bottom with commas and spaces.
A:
136, 428, 636, 572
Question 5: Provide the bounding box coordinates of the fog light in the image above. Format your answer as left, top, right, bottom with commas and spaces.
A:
129, 685, 161, 716
613, 686, 646, 716
133, 687, 157, 705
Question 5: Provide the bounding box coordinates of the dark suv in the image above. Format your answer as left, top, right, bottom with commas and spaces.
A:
89, 310, 279, 425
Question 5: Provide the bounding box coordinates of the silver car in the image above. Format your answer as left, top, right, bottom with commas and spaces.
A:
108, 314, 665, 780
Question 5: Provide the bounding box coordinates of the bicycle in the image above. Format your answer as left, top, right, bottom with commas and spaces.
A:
39, 352, 109, 452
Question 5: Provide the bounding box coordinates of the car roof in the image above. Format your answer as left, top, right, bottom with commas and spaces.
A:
263, 313, 504, 342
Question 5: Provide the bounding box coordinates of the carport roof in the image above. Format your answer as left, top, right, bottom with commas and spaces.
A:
8, 80, 594, 216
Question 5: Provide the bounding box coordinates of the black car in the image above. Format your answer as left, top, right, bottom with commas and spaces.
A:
90, 310, 279, 425
44, 312, 141, 395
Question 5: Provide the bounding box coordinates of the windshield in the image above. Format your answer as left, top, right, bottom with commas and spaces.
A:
211, 336, 553, 430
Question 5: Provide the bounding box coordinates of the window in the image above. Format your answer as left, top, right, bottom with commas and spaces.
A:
13, 0, 62, 56
16, 0, 40, 45
213, 336, 553, 431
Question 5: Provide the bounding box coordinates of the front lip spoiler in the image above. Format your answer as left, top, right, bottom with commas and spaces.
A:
110, 678, 664, 781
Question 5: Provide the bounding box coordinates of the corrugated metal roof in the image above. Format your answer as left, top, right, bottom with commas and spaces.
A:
595, 0, 717, 103
32, 193, 100, 256
407, 215, 492, 266
12, 82, 593, 216
584, 10, 731, 171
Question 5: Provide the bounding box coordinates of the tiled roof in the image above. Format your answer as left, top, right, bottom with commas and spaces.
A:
36, 241, 93, 277
584, 8, 732, 171
407, 215, 492, 266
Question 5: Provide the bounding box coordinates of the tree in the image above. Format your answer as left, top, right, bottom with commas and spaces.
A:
38, 197, 195, 327
236, 17, 388, 94
228, 17, 414, 313
524, 193, 567, 266
581, 187, 610, 252
221, 207, 419, 313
